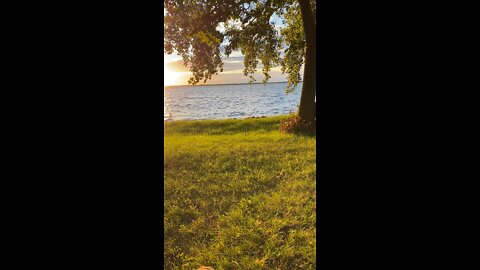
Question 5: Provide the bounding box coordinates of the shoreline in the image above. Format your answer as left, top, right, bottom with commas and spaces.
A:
164, 113, 293, 122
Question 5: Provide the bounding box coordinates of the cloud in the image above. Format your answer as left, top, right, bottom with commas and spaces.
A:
164, 52, 304, 86
172, 70, 289, 86
166, 55, 280, 73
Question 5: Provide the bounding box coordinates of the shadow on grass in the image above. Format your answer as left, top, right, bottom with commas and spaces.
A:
164, 115, 288, 135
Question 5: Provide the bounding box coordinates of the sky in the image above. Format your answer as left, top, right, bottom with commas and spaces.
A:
164, 11, 298, 86
164, 53, 289, 86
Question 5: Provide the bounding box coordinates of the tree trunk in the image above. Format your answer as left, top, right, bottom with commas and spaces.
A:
298, 0, 316, 123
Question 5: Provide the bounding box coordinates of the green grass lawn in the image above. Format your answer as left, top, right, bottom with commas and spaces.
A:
164, 115, 316, 270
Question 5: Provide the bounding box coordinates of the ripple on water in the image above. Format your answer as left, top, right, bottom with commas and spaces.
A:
164, 82, 302, 120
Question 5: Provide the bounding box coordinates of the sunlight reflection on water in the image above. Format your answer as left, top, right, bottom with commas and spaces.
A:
164, 82, 302, 121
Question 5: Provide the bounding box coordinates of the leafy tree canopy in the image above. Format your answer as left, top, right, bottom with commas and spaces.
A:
164, 0, 316, 94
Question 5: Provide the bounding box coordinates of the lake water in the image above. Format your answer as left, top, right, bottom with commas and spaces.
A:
164, 82, 302, 120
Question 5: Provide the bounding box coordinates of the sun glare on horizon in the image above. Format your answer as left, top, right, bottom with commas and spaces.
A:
164, 66, 180, 86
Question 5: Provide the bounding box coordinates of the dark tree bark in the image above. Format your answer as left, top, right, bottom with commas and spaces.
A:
298, 0, 316, 123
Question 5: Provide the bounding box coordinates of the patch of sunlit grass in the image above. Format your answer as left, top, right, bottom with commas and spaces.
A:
164, 115, 316, 269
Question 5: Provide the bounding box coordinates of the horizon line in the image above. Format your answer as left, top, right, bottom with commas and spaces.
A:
165, 81, 303, 88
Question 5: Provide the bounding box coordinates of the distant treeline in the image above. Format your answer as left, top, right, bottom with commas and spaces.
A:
164, 81, 304, 88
